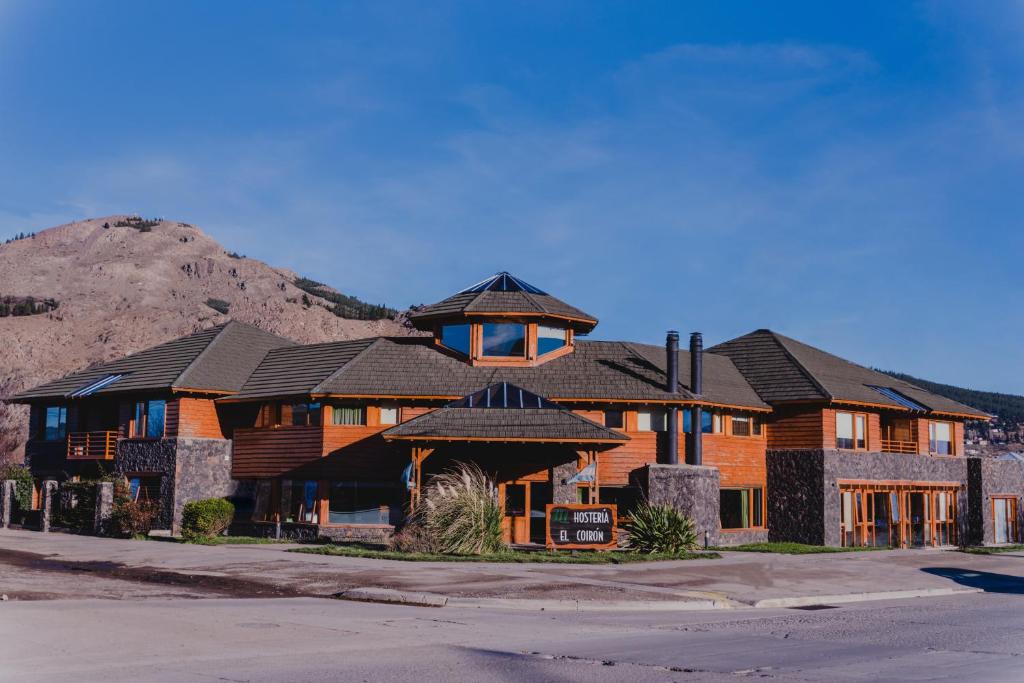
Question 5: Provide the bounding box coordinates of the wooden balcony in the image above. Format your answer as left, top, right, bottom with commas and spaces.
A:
67, 431, 119, 460
880, 439, 918, 455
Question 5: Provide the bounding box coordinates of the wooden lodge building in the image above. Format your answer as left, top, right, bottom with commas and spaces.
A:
12, 272, 1024, 547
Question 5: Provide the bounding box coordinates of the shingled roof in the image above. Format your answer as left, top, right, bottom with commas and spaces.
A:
709, 329, 988, 418
225, 336, 769, 409
383, 383, 630, 444
408, 272, 598, 332
11, 321, 295, 401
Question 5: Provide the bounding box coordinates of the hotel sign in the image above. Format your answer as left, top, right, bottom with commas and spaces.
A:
545, 503, 617, 550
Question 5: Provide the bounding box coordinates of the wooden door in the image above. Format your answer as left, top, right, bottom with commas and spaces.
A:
500, 482, 530, 544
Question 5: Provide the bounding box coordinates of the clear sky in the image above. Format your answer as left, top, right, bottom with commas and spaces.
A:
1, 1, 1021, 392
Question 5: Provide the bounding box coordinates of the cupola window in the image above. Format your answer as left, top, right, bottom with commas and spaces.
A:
481, 322, 527, 357
537, 325, 567, 355
440, 324, 472, 356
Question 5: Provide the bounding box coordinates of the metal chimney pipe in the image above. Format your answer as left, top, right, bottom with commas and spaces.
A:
689, 332, 703, 466
666, 331, 679, 465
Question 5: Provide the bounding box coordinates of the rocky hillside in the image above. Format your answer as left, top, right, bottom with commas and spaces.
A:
0, 216, 410, 458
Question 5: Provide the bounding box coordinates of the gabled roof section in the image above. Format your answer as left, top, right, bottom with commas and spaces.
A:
408, 271, 598, 332
710, 329, 989, 418
232, 337, 379, 400
383, 382, 629, 444
11, 321, 295, 401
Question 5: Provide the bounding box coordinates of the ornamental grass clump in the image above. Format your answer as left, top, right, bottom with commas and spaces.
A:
623, 502, 698, 554
420, 462, 504, 555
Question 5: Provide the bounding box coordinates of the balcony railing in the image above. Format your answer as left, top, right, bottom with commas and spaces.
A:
67, 431, 119, 460
880, 439, 918, 455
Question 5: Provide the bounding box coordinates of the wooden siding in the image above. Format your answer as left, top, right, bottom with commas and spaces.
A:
232, 425, 324, 478
171, 398, 225, 439
767, 407, 827, 450
704, 434, 766, 488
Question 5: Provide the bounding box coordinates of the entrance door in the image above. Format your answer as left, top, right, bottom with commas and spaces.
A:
994, 497, 1017, 544
872, 492, 892, 548
503, 483, 529, 544
909, 493, 927, 548
529, 481, 552, 544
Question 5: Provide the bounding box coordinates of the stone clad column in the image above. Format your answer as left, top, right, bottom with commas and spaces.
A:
1, 480, 15, 528
41, 480, 58, 533
94, 482, 114, 535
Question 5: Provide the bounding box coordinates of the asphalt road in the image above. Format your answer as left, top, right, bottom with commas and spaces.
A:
2, 591, 1022, 681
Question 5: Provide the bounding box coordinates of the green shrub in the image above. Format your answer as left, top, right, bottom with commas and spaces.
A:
0, 462, 33, 511
181, 498, 235, 540
420, 462, 504, 555
622, 502, 698, 554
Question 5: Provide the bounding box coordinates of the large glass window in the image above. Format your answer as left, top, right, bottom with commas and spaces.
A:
929, 421, 953, 455
329, 481, 402, 524
43, 405, 67, 441
720, 488, 764, 529
332, 406, 366, 426
637, 408, 667, 432
132, 399, 166, 438
537, 325, 567, 355
701, 411, 715, 434
836, 412, 867, 450
284, 479, 320, 523
604, 410, 624, 429
440, 324, 471, 355
481, 323, 527, 357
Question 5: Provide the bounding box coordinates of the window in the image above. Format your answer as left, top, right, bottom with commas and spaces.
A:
836, 412, 867, 450
537, 325, 567, 355
126, 475, 162, 503
379, 405, 400, 425
284, 479, 320, 523
637, 408, 667, 432
291, 402, 322, 427
683, 409, 691, 433
752, 418, 762, 436
440, 324, 471, 356
929, 421, 953, 455
701, 411, 716, 434
43, 405, 67, 441
599, 486, 642, 519
994, 497, 1019, 544
731, 416, 751, 437
331, 406, 366, 426
481, 322, 527, 357
329, 481, 402, 525
604, 410, 624, 429
720, 488, 764, 529
257, 402, 282, 428
131, 399, 166, 438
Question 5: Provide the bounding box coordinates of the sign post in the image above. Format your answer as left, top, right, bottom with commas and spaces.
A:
545, 503, 617, 550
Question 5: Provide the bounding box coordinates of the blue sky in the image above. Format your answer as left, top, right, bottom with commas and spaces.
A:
1, 1, 1021, 391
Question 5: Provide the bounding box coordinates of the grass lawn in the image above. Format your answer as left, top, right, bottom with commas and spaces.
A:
714, 542, 889, 554
959, 544, 1024, 555
290, 545, 719, 563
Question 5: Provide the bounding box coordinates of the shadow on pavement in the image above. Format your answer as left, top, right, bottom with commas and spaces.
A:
922, 567, 1024, 594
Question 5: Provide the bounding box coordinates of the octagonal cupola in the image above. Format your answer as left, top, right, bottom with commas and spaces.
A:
410, 272, 598, 366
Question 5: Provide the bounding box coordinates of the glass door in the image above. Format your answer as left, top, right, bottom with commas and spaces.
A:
529, 481, 552, 544
994, 498, 1011, 544
909, 493, 926, 547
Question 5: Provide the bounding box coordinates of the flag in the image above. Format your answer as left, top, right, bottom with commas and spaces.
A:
565, 461, 597, 484
401, 462, 415, 490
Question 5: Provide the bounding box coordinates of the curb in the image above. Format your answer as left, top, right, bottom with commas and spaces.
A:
751, 587, 982, 609
447, 597, 729, 612
334, 587, 448, 608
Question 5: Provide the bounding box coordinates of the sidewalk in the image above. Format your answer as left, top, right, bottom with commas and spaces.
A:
2, 528, 1022, 609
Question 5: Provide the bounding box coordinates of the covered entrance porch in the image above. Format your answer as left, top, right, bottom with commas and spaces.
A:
383, 383, 629, 545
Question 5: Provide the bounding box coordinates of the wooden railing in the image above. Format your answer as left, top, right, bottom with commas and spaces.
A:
880, 439, 918, 455
66, 431, 119, 460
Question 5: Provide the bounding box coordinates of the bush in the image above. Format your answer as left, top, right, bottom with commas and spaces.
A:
0, 462, 33, 511
622, 502, 698, 554
109, 480, 159, 537
181, 498, 235, 540
420, 462, 504, 555
389, 518, 441, 553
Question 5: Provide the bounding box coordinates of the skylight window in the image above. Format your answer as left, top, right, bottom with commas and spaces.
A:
70, 374, 125, 398
458, 272, 547, 295
867, 386, 927, 412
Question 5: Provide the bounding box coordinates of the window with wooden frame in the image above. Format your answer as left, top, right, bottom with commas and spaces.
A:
42, 405, 68, 441
836, 411, 867, 450
730, 414, 762, 437
439, 323, 472, 356
290, 402, 322, 427
603, 409, 624, 429
331, 405, 366, 426
993, 496, 1019, 544
378, 404, 400, 425
125, 474, 162, 503
636, 408, 667, 432
720, 487, 764, 529
256, 402, 283, 428
480, 322, 527, 358
130, 399, 166, 438
536, 325, 568, 355
928, 421, 954, 455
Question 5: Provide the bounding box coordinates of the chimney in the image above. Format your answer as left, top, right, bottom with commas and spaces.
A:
688, 332, 703, 466
665, 331, 679, 465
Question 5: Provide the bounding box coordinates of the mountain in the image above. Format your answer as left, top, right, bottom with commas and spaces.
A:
0, 215, 411, 459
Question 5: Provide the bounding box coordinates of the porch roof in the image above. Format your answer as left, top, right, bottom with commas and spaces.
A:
382, 383, 630, 445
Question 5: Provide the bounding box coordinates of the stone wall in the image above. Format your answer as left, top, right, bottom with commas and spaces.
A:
173, 438, 235, 535
115, 438, 178, 530
766, 450, 825, 544
976, 459, 1024, 545
633, 464, 721, 547
551, 461, 578, 504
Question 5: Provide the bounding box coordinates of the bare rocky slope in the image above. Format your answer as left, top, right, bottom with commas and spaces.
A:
0, 216, 410, 458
